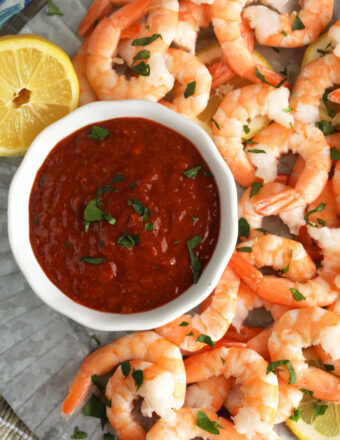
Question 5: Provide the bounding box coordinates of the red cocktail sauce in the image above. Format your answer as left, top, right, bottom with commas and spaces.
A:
29, 118, 220, 313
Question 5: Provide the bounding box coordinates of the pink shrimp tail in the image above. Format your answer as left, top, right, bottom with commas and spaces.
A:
255, 188, 303, 216
328, 88, 340, 104
229, 252, 263, 286
254, 65, 290, 88
78, 0, 113, 37
208, 62, 235, 89
62, 373, 92, 415
247, 326, 272, 361
121, 22, 144, 39
299, 367, 340, 402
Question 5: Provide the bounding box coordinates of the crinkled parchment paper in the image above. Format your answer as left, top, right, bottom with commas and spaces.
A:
1, 1, 340, 438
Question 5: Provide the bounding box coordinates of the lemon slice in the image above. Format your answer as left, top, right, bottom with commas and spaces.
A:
301, 32, 331, 68
194, 43, 271, 137
0, 34, 79, 156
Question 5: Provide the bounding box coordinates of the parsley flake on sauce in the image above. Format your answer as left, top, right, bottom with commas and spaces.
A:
191, 216, 199, 223
127, 197, 153, 221
83, 199, 116, 232
184, 81, 196, 99
196, 410, 224, 435
183, 165, 202, 178
71, 426, 87, 439
145, 222, 154, 231
112, 174, 125, 184
117, 232, 139, 248
187, 235, 201, 284
80, 257, 106, 264
47, 0, 63, 16
87, 126, 109, 141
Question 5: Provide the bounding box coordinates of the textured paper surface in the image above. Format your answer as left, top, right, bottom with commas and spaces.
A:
0, 1, 340, 438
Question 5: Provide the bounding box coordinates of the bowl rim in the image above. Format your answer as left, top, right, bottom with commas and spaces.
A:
8, 100, 238, 331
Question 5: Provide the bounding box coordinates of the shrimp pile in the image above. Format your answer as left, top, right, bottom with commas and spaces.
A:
63, 1, 340, 439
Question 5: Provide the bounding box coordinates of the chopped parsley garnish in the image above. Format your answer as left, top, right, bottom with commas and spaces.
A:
211, 117, 220, 130
196, 410, 224, 435
40, 179, 45, 185
145, 222, 154, 231
174, 239, 180, 244
247, 148, 266, 154
267, 360, 296, 384
83, 199, 116, 232
289, 408, 301, 422
47, 0, 63, 16
243, 125, 250, 134
79, 257, 106, 264
203, 171, 213, 178
186, 331, 194, 336
315, 120, 338, 135
129, 182, 137, 188
155, 265, 159, 270
255, 67, 286, 88
132, 50, 150, 64
103, 434, 116, 440
71, 426, 87, 439
324, 364, 335, 371
132, 368, 144, 390
242, 138, 258, 145
317, 218, 326, 226
191, 216, 199, 223
121, 361, 130, 379
282, 107, 293, 113
96, 186, 117, 208
304, 203, 326, 227
183, 165, 202, 178
64, 241, 70, 247
280, 67, 288, 76
127, 197, 152, 221
331, 147, 340, 160
83, 394, 108, 427
99, 241, 105, 248
292, 14, 306, 31
131, 34, 162, 46
187, 235, 201, 284
313, 403, 328, 416
238, 217, 250, 240
132, 61, 150, 76
249, 181, 263, 198
34, 218, 39, 224
323, 91, 338, 118
255, 227, 269, 235
184, 81, 196, 99
290, 288, 306, 301
281, 249, 293, 274
236, 246, 252, 253
117, 232, 139, 248
289, 122, 300, 134
91, 334, 101, 345
221, 357, 225, 365
180, 321, 189, 326
300, 388, 314, 397
87, 126, 109, 141
91, 375, 105, 393
112, 174, 125, 184
197, 334, 215, 348
281, 30, 288, 36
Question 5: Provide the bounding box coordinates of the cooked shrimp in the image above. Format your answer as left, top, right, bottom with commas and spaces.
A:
117, 0, 179, 65
185, 376, 232, 412
236, 234, 316, 282
211, 83, 293, 187
159, 48, 212, 118
86, 0, 175, 102
106, 360, 176, 439
290, 55, 340, 124
146, 407, 256, 439
156, 266, 240, 351
211, 0, 287, 85
184, 346, 279, 438
244, 0, 333, 48
173, 0, 210, 54
247, 326, 273, 360
250, 121, 331, 215
230, 250, 337, 308
225, 377, 303, 425
61, 331, 185, 415
268, 307, 340, 401
72, 38, 97, 106
238, 182, 305, 238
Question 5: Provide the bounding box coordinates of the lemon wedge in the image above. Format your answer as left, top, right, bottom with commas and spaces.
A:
0, 34, 79, 156
301, 32, 331, 68
194, 42, 271, 137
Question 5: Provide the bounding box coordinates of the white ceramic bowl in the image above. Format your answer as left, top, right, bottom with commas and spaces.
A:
8, 100, 237, 331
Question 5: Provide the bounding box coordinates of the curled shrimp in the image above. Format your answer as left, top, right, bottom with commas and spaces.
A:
159, 48, 212, 118
78, 0, 115, 37
173, 0, 210, 55
249, 121, 331, 215
185, 376, 232, 412
184, 346, 279, 438
61, 331, 185, 415
211, 83, 293, 187
244, 0, 333, 48
238, 182, 306, 239
106, 360, 176, 439
86, 0, 175, 102
155, 266, 240, 351
72, 38, 97, 106
146, 407, 259, 439
211, 0, 287, 86
268, 307, 340, 401
230, 249, 337, 308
